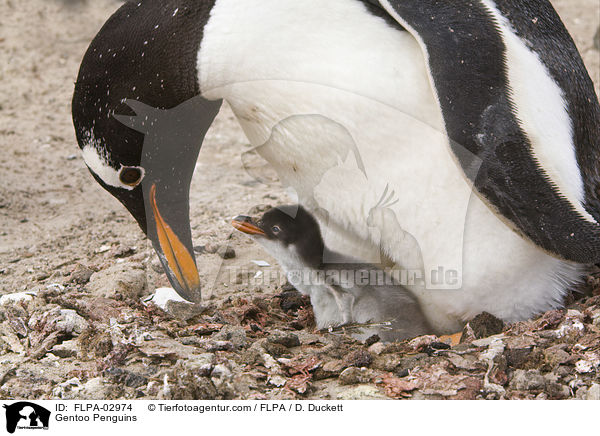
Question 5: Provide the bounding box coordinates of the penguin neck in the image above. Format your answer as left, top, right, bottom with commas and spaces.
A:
286, 239, 326, 272
269, 242, 329, 298
255, 237, 324, 276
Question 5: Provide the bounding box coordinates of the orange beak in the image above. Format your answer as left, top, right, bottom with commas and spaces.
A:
150, 184, 200, 301
231, 216, 266, 236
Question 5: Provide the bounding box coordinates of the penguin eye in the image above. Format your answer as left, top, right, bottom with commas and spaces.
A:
271, 225, 281, 235
119, 166, 144, 187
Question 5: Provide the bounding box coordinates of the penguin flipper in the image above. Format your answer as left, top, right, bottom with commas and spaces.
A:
375, 0, 600, 263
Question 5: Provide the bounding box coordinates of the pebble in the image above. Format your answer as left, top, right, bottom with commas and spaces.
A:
264, 342, 290, 358
104, 367, 148, 388
50, 340, 78, 358
188, 354, 216, 377
51, 377, 82, 399
296, 332, 322, 345
217, 245, 236, 260
575, 358, 596, 374
203, 243, 219, 254
575, 387, 587, 399
372, 354, 403, 372
505, 347, 533, 368
395, 368, 410, 378
69, 264, 94, 285
472, 334, 506, 347
200, 340, 234, 352
321, 360, 345, 376
0, 291, 36, 305
261, 350, 282, 372
96, 245, 111, 254
87, 263, 147, 299
146, 287, 190, 308
146, 381, 160, 397
343, 349, 373, 368
555, 365, 572, 379
545, 380, 570, 399
211, 364, 233, 389
46, 283, 65, 292
509, 369, 545, 391
28, 308, 89, 336
407, 335, 438, 351
339, 367, 371, 385
268, 375, 287, 387
213, 326, 247, 350
169, 301, 205, 320
145, 287, 204, 320
368, 342, 386, 356
77, 378, 114, 400
543, 345, 571, 367
111, 245, 136, 258
554, 318, 585, 339
56, 309, 89, 335
1, 332, 24, 354
35, 272, 50, 281
267, 330, 300, 348
337, 385, 387, 400
395, 355, 424, 373
447, 354, 480, 371
590, 310, 600, 327
586, 383, 600, 400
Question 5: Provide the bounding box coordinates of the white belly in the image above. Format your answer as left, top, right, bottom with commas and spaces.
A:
199, 0, 582, 333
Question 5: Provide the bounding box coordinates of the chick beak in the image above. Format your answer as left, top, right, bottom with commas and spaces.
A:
231, 215, 266, 236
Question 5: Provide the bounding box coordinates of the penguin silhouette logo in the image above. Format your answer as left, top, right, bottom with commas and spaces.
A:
3, 402, 50, 433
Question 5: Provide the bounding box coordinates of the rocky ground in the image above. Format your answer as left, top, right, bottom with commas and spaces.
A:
0, 0, 599, 400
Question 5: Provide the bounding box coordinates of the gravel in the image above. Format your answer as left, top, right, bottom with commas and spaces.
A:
0, 0, 598, 401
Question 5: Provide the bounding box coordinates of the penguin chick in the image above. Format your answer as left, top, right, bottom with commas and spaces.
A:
232, 205, 432, 341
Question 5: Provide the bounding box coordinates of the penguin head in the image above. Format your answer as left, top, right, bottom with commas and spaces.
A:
71, 1, 221, 302
232, 206, 325, 268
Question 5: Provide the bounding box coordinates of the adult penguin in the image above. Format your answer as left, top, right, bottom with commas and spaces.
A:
72, 0, 600, 333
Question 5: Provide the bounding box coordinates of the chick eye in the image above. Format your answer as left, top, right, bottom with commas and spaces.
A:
271, 225, 281, 235
119, 166, 144, 186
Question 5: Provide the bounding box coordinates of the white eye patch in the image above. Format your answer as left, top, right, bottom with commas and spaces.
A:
81, 144, 145, 190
